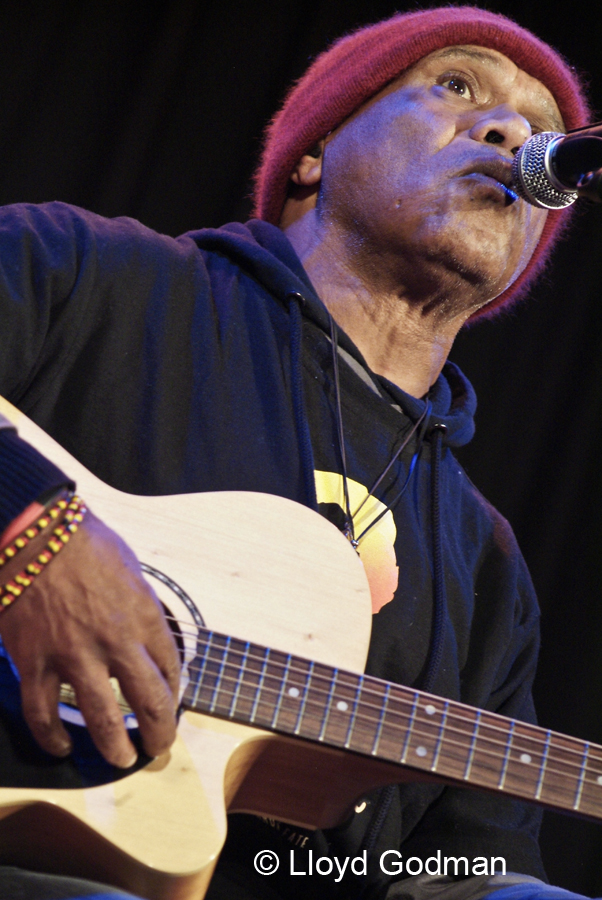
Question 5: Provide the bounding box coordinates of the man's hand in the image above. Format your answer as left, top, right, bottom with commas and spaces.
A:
0, 509, 180, 768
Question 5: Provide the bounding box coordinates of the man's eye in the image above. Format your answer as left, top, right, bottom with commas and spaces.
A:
440, 76, 472, 99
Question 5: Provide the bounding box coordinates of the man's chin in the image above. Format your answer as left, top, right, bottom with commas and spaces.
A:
413, 244, 523, 320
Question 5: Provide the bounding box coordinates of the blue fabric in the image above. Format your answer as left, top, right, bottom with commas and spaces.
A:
0, 429, 69, 532
0, 866, 141, 898
490, 886, 597, 900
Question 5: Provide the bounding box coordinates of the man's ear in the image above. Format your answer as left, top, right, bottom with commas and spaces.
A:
290, 141, 325, 187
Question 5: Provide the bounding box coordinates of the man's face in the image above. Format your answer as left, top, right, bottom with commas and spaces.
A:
319, 45, 565, 312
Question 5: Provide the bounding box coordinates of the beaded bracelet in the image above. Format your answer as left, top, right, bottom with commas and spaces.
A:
0, 495, 88, 611
0, 490, 74, 569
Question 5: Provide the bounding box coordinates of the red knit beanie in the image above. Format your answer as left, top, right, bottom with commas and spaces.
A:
253, 6, 589, 318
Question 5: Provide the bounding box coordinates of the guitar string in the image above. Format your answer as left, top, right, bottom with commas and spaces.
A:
158, 614, 602, 774
66, 660, 599, 797
174, 667, 602, 792
66, 597, 591, 796
124, 627, 602, 796
91, 680, 597, 800
160, 615, 601, 762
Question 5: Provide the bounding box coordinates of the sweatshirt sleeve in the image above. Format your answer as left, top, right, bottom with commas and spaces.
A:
0, 204, 102, 524
0, 200, 207, 507
0, 426, 71, 533
0, 201, 130, 405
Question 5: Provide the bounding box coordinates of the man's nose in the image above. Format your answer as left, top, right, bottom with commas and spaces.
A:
468, 105, 532, 156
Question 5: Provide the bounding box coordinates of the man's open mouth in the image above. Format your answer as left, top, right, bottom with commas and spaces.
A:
460, 159, 519, 204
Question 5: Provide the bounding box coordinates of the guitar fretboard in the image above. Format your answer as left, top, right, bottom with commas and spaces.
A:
182, 629, 602, 820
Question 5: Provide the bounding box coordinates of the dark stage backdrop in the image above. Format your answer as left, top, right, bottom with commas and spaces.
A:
0, 0, 600, 894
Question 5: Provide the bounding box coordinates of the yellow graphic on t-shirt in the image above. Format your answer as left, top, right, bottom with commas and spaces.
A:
314, 471, 398, 615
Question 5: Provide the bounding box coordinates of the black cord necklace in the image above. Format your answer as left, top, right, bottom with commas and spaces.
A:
328, 312, 431, 550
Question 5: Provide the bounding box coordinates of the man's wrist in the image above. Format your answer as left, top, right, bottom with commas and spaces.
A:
0, 502, 45, 550
0, 487, 72, 550
0, 493, 87, 612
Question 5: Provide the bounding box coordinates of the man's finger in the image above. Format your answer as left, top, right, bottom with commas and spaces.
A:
20, 670, 73, 758
71, 667, 138, 768
144, 614, 182, 709
111, 651, 178, 759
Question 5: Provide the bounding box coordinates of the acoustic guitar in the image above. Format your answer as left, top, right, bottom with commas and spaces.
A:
0, 396, 600, 900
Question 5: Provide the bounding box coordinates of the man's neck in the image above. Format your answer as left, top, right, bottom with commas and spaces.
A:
284, 213, 472, 399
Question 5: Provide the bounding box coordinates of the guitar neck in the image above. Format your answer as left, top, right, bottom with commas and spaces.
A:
183, 628, 602, 821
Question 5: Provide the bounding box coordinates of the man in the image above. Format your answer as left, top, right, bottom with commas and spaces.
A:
0, 6, 593, 900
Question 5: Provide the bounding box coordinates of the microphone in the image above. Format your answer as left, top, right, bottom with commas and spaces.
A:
511, 122, 602, 208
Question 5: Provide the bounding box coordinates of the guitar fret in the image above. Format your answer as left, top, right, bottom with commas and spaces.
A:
535, 730, 552, 800
249, 648, 270, 723
318, 670, 338, 742
228, 640, 250, 717
268, 657, 311, 734
371, 683, 391, 755
270, 654, 292, 728
539, 733, 591, 809
294, 662, 315, 735
498, 720, 515, 789
190, 631, 214, 707
344, 676, 363, 749
573, 746, 602, 816
573, 743, 590, 810
319, 670, 362, 748
209, 636, 231, 713
400, 692, 420, 764
250, 647, 292, 728
431, 701, 449, 772
501, 721, 547, 799
464, 710, 481, 780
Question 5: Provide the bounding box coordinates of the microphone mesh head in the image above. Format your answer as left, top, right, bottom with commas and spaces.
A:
511, 133, 577, 209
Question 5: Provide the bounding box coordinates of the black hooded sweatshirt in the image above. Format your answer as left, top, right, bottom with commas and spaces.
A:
0, 203, 545, 899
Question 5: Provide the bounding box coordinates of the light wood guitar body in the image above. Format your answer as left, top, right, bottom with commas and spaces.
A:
0, 396, 601, 900
0, 396, 389, 899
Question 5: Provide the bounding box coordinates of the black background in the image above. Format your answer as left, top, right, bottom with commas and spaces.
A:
0, 0, 600, 893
